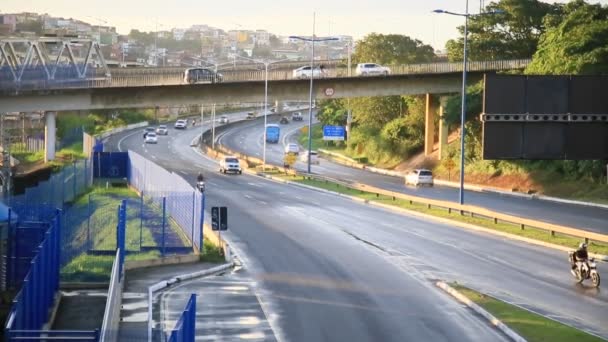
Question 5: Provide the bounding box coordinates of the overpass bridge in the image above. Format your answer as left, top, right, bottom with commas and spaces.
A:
0, 47, 529, 162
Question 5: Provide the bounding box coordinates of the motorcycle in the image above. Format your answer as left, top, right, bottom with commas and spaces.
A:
569, 252, 601, 287
196, 180, 205, 193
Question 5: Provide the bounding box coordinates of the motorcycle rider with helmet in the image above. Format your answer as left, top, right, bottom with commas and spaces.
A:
571, 242, 589, 276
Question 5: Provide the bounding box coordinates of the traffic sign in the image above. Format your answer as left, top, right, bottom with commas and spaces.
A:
324, 87, 335, 97
323, 125, 345, 141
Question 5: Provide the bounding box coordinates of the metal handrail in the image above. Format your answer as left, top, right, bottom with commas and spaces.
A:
99, 248, 122, 342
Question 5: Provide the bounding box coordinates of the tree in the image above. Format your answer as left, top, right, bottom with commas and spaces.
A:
446, 0, 561, 61
350, 96, 404, 130
352, 33, 435, 65
317, 99, 347, 126
16, 20, 43, 34
526, 0, 608, 75
252, 43, 272, 58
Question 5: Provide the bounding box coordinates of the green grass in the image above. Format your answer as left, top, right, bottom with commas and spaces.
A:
60, 251, 161, 282
451, 283, 604, 342
271, 173, 608, 255
200, 238, 226, 263
12, 150, 45, 164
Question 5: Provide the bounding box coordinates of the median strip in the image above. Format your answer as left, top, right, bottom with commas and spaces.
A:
440, 282, 605, 342
262, 171, 608, 257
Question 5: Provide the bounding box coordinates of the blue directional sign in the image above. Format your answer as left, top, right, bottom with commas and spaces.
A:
323, 125, 345, 141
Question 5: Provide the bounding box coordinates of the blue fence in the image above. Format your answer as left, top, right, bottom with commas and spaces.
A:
5, 211, 61, 333
128, 151, 204, 253
167, 294, 197, 342
93, 152, 129, 179
8, 158, 93, 212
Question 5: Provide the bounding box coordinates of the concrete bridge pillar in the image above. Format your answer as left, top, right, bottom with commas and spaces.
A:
424, 93, 436, 156
438, 98, 449, 160
44, 111, 56, 163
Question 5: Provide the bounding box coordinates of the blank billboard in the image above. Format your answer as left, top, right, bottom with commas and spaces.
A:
522, 123, 566, 159
569, 76, 608, 115
484, 75, 526, 114
482, 122, 523, 159
526, 76, 568, 114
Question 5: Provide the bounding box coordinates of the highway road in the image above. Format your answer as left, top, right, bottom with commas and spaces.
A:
218, 113, 608, 234
108, 119, 608, 341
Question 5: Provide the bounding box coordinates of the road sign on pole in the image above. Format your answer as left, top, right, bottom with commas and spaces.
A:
323, 126, 345, 141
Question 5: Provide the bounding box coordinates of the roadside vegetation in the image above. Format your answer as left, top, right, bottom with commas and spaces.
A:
450, 283, 605, 342
266, 172, 608, 255
303, 0, 608, 203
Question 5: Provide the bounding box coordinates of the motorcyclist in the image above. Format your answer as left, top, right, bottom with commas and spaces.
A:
571, 242, 589, 274
197, 172, 204, 183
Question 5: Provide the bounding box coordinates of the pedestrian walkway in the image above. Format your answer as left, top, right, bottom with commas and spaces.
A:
118, 262, 218, 342
52, 289, 108, 331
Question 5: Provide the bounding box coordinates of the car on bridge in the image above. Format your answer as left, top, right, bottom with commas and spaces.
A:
355, 63, 391, 76
292, 66, 327, 79
144, 132, 158, 144
184, 67, 223, 84
405, 169, 434, 187
246, 112, 256, 120
174, 119, 187, 129
156, 125, 168, 135
218, 115, 229, 124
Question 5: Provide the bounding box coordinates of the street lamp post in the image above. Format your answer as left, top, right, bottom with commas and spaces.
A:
433, 2, 503, 204
232, 54, 300, 169
289, 15, 339, 173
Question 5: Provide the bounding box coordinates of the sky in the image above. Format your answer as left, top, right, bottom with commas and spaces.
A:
2, 0, 607, 50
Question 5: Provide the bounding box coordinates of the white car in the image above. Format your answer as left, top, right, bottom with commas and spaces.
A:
300, 150, 319, 164
355, 63, 391, 76
219, 156, 242, 174
405, 169, 434, 187
292, 112, 303, 121
156, 125, 168, 135
292, 66, 327, 79
218, 115, 229, 124
144, 132, 158, 144
284, 143, 300, 155
174, 119, 187, 129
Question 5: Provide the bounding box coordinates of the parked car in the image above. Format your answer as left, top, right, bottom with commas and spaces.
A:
355, 63, 391, 76
143, 127, 155, 138
300, 150, 319, 164
292, 66, 327, 79
184, 67, 223, 84
156, 125, 168, 135
219, 156, 242, 174
246, 112, 256, 120
144, 132, 158, 144
405, 169, 434, 187
174, 119, 187, 129
292, 112, 303, 121
279, 116, 289, 124
218, 115, 229, 124
284, 143, 300, 155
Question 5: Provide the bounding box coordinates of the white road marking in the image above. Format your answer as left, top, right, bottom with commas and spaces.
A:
247, 182, 262, 187
258, 201, 268, 205
244, 194, 253, 199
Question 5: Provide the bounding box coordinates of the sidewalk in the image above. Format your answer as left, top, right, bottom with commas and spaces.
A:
118, 262, 218, 342
52, 288, 108, 331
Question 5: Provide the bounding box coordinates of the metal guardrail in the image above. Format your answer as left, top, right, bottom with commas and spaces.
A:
205, 126, 608, 248
1, 59, 531, 91
99, 248, 123, 342
297, 172, 608, 246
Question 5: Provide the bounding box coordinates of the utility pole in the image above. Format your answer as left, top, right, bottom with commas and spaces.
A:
1, 114, 11, 200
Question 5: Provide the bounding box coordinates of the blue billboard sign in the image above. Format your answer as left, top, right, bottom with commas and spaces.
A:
323, 126, 345, 141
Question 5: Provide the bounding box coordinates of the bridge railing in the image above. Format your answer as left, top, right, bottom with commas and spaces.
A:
1, 59, 531, 91
167, 294, 197, 342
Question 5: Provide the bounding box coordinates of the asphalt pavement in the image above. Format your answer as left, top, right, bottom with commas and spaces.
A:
107, 118, 608, 341
218, 114, 608, 234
